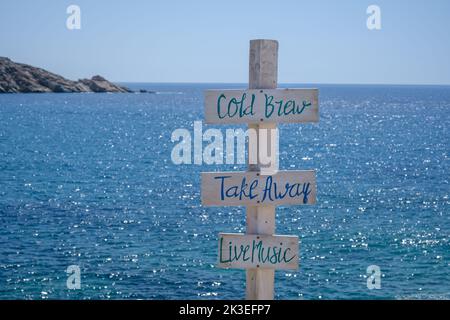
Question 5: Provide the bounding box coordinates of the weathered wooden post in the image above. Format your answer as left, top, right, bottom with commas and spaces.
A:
246, 39, 278, 300
201, 39, 319, 300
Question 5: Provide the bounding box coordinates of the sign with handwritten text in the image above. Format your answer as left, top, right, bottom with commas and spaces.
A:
218, 233, 299, 270
204, 89, 319, 124
201, 170, 316, 206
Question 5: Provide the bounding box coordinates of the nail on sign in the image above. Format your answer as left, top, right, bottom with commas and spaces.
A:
201, 170, 316, 206
218, 233, 299, 270
204, 89, 319, 124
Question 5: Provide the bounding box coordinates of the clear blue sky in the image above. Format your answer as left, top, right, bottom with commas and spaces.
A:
1, 0, 449, 84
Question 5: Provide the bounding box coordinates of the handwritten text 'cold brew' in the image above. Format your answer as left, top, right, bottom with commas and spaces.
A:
217, 93, 312, 120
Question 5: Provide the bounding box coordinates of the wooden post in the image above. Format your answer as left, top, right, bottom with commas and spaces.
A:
246, 39, 278, 300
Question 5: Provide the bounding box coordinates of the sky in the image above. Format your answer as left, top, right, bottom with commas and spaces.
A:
0, 0, 449, 84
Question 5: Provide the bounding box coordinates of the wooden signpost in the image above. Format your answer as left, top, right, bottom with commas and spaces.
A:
201, 39, 319, 300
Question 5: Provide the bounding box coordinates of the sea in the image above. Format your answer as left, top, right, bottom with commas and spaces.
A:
0, 83, 449, 299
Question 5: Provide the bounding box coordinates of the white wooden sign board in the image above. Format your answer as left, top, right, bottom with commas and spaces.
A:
204, 88, 319, 124
218, 233, 299, 270
201, 170, 316, 206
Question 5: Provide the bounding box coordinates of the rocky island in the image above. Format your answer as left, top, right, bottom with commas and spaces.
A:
0, 57, 132, 93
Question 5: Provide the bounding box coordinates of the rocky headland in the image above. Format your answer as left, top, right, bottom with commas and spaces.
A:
0, 57, 132, 93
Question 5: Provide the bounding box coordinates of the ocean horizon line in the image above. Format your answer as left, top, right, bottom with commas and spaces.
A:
116, 82, 450, 87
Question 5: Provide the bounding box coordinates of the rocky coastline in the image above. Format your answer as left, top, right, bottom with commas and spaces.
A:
0, 57, 133, 93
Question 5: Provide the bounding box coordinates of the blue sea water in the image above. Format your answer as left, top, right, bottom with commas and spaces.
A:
0, 83, 449, 300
